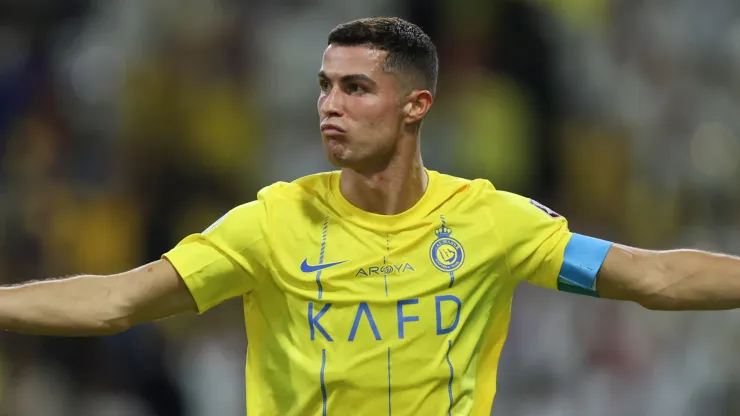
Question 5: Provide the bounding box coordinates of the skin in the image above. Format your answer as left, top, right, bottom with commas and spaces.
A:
317, 44, 432, 215
314, 45, 740, 313
0, 260, 194, 335
0, 43, 739, 338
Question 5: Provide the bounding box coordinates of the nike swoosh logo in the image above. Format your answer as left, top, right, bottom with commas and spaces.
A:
300, 258, 347, 273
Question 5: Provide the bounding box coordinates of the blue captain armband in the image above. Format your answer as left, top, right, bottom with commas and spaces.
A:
557, 233, 613, 298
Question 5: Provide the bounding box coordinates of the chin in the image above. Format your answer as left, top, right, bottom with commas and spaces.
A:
325, 156, 344, 168
326, 152, 367, 171
323, 148, 347, 167
327, 155, 355, 169
323, 142, 351, 165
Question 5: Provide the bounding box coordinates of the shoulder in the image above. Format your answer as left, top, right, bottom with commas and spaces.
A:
488, 190, 563, 221
199, 172, 337, 239
256, 171, 336, 203
434, 172, 514, 209
435, 172, 563, 219
433, 171, 494, 200
250, 172, 337, 227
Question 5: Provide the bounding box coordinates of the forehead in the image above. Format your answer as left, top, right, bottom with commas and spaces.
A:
320, 44, 387, 78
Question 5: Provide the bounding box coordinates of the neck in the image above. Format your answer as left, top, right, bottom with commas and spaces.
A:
339, 145, 427, 216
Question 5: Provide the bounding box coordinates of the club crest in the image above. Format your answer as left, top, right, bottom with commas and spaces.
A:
430, 219, 465, 272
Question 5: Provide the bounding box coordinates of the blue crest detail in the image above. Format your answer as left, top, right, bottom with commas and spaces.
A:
435, 225, 452, 239
430, 219, 465, 272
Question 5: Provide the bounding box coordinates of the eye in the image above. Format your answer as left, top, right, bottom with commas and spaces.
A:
347, 83, 365, 94
319, 79, 330, 91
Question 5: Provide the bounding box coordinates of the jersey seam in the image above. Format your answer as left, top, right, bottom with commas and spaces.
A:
259, 198, 275, 294
208, 234, 270, 280
167, 234, 267, 312
486, 192, 515, 284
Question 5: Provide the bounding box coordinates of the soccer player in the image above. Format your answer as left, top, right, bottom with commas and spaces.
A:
2, 17, 740, 416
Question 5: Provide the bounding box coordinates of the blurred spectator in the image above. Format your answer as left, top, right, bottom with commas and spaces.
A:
1, 0, 740, 415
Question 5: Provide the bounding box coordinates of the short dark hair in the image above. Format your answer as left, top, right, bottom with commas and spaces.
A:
328, 17, 438, 96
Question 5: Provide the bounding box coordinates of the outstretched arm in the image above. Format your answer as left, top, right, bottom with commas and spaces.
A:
0, 259, 196, 336
597, 244, 740, 310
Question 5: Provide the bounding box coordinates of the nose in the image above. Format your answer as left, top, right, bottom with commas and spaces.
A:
319, 88, 343, 119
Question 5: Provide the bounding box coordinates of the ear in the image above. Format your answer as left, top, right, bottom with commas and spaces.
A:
402, 90, 433, 124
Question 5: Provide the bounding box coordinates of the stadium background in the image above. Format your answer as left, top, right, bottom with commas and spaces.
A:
1, 0, 740, 415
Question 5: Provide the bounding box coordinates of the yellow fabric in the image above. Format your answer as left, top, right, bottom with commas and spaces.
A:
163, 170, 572, 415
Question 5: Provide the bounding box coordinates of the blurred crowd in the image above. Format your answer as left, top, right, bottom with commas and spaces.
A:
1, 0, 740, 415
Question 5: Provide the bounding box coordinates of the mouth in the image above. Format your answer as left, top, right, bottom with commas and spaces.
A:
320, 124, 346, 135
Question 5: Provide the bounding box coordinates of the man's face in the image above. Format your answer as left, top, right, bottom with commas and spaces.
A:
317, 44, 405, 172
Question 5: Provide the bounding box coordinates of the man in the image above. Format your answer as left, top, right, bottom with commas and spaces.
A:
1, 17, 738, 416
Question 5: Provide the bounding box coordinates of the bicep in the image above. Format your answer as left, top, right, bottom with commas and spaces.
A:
118, 259, 198, 325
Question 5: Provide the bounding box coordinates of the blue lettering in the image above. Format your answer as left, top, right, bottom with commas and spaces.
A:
404, 263, 415, 272
397, 299, 420, 339
308, 302, 333, 341
435, 295, 462, 335
369, 266, 380, 276
355, 269, 368, 277
348, 302, 381, 341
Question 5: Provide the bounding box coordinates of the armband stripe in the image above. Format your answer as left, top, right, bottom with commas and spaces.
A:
557, 233, 613, 297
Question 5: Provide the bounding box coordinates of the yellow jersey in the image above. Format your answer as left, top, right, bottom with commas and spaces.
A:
163, 170, 612, 416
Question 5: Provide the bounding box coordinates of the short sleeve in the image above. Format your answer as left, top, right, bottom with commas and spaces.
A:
490, 190, 612, 296
162, 200, 270, 313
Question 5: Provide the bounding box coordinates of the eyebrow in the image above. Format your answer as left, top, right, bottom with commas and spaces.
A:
318, 71, 377, 87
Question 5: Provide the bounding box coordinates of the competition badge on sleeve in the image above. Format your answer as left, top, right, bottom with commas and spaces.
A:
530, 199, 561, 218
